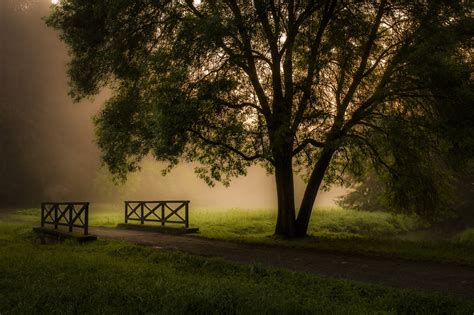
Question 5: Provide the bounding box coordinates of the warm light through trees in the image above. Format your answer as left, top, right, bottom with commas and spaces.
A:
47, 1, 472, 237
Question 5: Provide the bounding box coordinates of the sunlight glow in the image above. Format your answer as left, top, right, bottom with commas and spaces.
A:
279, 33, 287, 45
51, 0, 59, 4
193, 0, 201, 6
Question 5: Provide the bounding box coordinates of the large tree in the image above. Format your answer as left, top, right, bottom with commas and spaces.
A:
47, 0, 472, 237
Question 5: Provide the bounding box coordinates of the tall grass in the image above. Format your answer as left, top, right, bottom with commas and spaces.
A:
0, 221, 472, 314
8, 207, 474, 266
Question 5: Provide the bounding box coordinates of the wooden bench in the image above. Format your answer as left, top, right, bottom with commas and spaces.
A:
121, 200, 198, 234
34, 202, 97, 242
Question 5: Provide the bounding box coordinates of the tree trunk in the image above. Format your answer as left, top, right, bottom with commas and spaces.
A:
274, 157, 297, 237
295, 148, 335, 237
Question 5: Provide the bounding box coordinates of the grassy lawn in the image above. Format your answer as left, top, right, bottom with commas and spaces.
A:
454, 228, 474, 245
0, 221, 473, 314
8, 207, 474, 266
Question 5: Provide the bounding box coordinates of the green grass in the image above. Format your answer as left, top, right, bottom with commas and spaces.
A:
9, 206, 422, 236
454, 228, 474, 245
189, 207, 423, 237
0, 221, 472, 314
7, 207, 474, 266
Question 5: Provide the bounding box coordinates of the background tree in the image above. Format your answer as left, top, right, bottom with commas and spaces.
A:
336, 171, 388, 212
47, 0, 472, 237
338, 163, 474, 228
339, 29, 473, 224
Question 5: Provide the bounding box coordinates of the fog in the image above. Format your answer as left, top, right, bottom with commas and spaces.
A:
0, 0, 345, 209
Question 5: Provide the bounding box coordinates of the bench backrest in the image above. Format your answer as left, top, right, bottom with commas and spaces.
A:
41, 202, 90, 235
125, 200, 190, 228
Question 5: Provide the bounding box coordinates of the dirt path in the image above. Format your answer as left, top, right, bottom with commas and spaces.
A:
89, 227, 474, 299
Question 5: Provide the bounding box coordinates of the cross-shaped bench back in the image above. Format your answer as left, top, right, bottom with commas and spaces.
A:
41, 202, 90, 235
124, 200, 190, 228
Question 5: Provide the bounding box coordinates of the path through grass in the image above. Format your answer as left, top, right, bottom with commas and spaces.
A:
0, 221, 473, 314
8, 207, 474, 266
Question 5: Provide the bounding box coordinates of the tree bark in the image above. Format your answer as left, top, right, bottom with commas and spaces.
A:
274, 157, 297, 237
295, 148, 335, 237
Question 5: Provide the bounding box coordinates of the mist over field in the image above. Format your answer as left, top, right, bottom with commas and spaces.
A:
0, 0, 345, 209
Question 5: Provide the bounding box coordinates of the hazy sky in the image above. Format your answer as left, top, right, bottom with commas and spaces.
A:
0, 0, 346, 209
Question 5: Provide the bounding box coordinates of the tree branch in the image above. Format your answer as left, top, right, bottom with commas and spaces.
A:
292, 138, 325, 156
291, 0, 337, 133
335, 0, 387, 127
188, 129, 265, 162
225, 0, 273, 119
346, 134, 399, 176
254, 0, 284, 101
215, 98, 263, 113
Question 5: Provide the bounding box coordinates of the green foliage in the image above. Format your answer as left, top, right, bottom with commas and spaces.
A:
451, 162, 474, 225
1, 221, 473, 314
46, 1, 473, 221
337, 171, 389, 212
339, 160, 474, 223
345, 3, 473, 220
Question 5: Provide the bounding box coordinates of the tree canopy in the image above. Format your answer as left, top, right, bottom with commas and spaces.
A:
47, 0, 472, 237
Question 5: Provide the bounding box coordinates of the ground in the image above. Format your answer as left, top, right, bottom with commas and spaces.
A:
91, 226, 474, 298
1, 208, 473, 313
